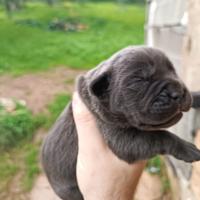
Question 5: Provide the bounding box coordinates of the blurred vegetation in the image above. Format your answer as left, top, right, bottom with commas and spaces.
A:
66, 78, 75, 83
0, 1, 145, 76
0, 153, 18, 196
0, 0, 145, 197
145, 156, 171, 195
146, 155, 162, 175
0, 94, 70, 148
0, 0, 172, 197
44, 94, 71, 129
26, 94, 71, 131
0, 102, 45, 147
1, 0, 145, 17
0, 141, 41, 198
0, 94, 71, 196
21, 144, 40, 190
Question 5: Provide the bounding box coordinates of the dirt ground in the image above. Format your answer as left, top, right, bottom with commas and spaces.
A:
0, 66, 85, 115
0, 66, 170, 200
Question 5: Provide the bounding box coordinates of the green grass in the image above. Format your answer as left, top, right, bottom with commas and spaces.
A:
21, 143, 40, 191
145, 156, 171, 195
0, 101, 45, 147
44, 93, 71, 129
19, 94, 71, 190
145, 156, 162, 174
0, 142, 41, 197
66, 78, 75, 84
0, 102, 34, 147
0, 153, 18, 196
0, 153, 18, 179
0, 2, 145, 75
0, 101, 44, 195
159, 158, 171, 195
0, 94, 70, 197
0, 2, 145, 195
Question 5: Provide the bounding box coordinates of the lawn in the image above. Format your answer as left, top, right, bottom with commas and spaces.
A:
0, 1, 146, 197
0, 94, 71, 198
0, 3, 171, 198
0, 1, 145, 76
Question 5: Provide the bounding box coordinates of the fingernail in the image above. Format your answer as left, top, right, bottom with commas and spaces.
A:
73, 92, 81, 105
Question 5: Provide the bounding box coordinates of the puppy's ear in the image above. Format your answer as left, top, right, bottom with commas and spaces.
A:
90, 72, 110, 97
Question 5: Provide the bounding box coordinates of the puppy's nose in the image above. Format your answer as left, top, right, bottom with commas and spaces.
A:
170, 92, 183, 101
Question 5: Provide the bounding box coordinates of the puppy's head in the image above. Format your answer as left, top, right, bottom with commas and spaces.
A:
88, 46, 192, 130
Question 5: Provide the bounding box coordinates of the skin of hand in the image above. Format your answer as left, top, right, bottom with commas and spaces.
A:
72, 92, 147, 200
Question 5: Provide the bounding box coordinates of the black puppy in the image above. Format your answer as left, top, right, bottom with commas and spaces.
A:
41, 46, 200, 200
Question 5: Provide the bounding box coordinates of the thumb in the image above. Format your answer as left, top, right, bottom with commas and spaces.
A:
72, 92, 106, 154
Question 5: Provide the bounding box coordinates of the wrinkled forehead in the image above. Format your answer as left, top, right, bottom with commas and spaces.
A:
110, 47, 175, 77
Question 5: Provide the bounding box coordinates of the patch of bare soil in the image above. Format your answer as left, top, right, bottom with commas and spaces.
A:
30, 175, 61, 200
0, 66, 86, 114
5, 171, 30, 200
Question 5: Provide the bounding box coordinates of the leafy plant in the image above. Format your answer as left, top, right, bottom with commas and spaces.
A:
145, 156, 162, 174
16, 19, 41, 27
46, 17, 89, 33
0, 102, 33, 146
0, 101, 44, 147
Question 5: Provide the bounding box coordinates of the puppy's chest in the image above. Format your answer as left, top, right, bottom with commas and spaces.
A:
96, 120, 127, 143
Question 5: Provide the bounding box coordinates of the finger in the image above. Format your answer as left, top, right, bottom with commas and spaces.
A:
72, 92, 106, 154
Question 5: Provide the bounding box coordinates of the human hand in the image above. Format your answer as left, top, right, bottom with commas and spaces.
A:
72, 92, 147, 200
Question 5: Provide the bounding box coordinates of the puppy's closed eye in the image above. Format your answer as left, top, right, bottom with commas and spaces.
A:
134, 77, 149, 83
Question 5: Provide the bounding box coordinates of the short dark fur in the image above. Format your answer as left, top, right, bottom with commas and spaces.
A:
41, 46, 200, 200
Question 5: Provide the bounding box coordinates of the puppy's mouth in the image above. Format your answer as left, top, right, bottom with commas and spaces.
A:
149, 111, 182, 129
140, 110, 183, 130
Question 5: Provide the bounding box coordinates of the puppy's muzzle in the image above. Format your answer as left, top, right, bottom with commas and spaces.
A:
148, 80, 191, 124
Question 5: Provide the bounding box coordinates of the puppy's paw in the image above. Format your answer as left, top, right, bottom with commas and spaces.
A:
173, 141, 200, 163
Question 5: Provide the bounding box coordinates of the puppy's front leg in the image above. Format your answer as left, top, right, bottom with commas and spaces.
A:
103, 127, 200, 163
